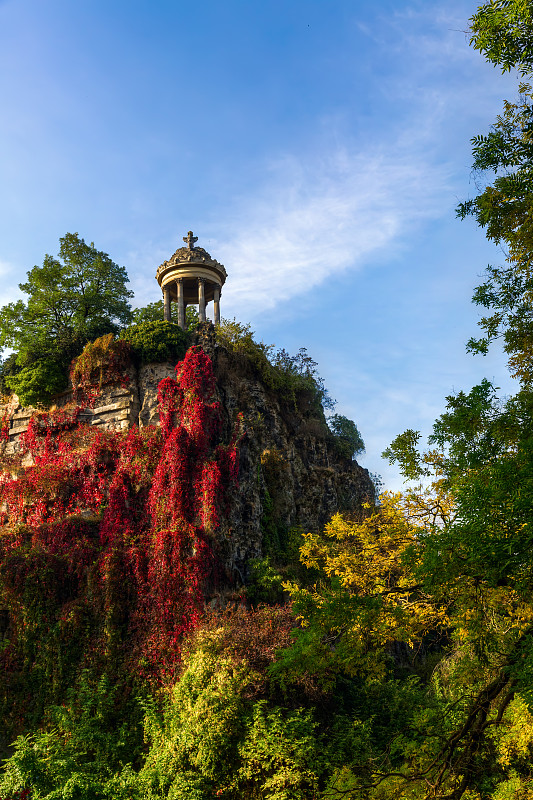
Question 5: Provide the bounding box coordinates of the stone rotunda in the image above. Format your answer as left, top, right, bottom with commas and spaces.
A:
155, 231, 227, 329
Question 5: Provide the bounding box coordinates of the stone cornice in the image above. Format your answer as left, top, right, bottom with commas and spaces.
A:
155, 245, 227, 286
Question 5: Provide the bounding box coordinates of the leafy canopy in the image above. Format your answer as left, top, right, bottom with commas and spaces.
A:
0, 233, 133, 403
470, 0, 533, 75
328, 413, 365, 459
121, 320, 190, 365
457, 2, 533, 385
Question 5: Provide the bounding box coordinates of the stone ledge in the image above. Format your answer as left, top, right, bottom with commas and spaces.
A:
90, 418, 130, 429
92, 401, 131, 415
93, 408, 131, 422
9, 426, 29, 437
11, 412, 33, 422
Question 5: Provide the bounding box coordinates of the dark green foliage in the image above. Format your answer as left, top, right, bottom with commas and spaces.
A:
422, 385, 533, 596
456, 3, 533, 386
130, 300, 169, 324
0, 353, 21, 398
328, 413, 365, 460
429, 379, 504, 472
216, 319, 335, 414
470, 0, 533, 75
0, 233, 133, 405
246, 556, 286, 606
131, 300, 200, 331
5, 359, 68, 406
121, 320, 190, 365
185, 305, 200, 330
0, 520, 102, 751
0, 671, 143, 800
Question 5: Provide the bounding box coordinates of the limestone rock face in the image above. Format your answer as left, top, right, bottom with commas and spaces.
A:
208, 342, 374, 579
1, 327, 374, 581
138, 362, 176, 427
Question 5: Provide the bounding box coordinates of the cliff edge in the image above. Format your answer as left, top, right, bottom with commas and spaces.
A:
0, 324, 374, 582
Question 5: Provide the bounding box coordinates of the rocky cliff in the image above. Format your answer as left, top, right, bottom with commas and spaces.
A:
1, 324, 374, 581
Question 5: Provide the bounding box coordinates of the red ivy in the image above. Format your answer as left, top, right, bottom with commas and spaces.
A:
0, 346, 244, 683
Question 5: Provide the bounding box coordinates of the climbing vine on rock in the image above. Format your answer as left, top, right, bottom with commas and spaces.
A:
0, 345, 243, 742
70, 333, 133, 405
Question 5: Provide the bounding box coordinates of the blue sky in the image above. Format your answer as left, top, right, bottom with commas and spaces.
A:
0, 0, 521, 488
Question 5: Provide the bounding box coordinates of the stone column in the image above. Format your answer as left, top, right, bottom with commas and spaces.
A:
198, 278, 206, 323
213, 286, 221, 325
163, 286, 171, 321
176, 278, 185, 329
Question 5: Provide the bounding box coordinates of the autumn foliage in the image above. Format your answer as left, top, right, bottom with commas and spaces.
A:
0, 344, 243, 727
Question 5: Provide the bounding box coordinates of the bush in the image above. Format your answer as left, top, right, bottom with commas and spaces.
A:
328, 413, 365, 459
138, 608, 325, 799
0, 671, 142, 800
121, 320, 189, 365
216, 319, 334, 413
215, 319, 275, 377
69, 334, 133, 404
6, 359, 68, 406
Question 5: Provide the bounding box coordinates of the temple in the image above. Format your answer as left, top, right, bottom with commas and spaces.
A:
155, 231, 227, 328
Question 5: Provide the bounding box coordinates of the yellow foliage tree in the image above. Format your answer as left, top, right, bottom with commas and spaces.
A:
283, 492, 450, 683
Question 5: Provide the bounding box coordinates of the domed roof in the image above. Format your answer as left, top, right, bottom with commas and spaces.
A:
155, 231, 227, 285
168, 244, 213, 262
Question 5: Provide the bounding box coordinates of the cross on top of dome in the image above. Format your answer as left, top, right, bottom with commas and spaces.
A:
183, 231, 198, 250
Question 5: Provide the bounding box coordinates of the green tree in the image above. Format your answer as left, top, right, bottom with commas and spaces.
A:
470, 0, 533, 75
328, 413, 365, 459
380, 385, 533, 798
363, 4, 533, 794
456, 85, 533, 384
0, 233, 133, 404
457, 2, 533, 385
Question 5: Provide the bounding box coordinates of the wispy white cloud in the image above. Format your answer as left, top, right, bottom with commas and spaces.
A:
192, 1, 515, 320
125, 131, 451, 317
210, 140, 451, 316
124, 0, 513, 324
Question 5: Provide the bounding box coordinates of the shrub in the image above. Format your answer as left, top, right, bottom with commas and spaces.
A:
70, 333, 132, 403
0, 671, 141, 800
216, 319, 276, 380
121, 320, 189, 365
0, 353, 22, 399
138, 607, 325, 799
6, 359, 68, 406
216, 319, 334, 413
328, 413, 365, 459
